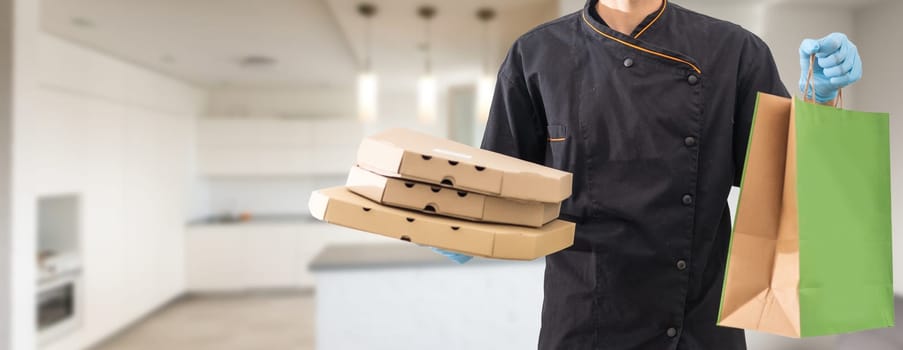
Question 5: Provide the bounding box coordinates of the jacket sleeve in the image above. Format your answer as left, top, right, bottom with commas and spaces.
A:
480, 42, 547, 165
732, 32, 790, 187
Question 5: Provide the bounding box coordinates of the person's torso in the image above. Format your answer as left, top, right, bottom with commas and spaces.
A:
510, 2, 785, 349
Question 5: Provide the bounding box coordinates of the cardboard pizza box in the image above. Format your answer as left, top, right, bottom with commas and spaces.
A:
308, 186, 575, 260
356, 128, 572, 203
345, 166, 559, 227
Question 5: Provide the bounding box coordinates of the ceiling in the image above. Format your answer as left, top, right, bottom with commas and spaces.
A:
42, 0, 360, 89
324, 0, 555, 89
41, 0, 554, 89
41, 0, 889, 89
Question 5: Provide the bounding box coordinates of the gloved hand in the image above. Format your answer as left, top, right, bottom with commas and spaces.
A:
431, 247, 473, 264
798, 32, 862, 104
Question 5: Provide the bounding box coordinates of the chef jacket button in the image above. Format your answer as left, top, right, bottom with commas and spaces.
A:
687, 74, 699, 85
684, 136, 697, 147
623, 58, 634, 68
667, 327, 678, 337
676, 259, 687, 270
681, 194, 694, 205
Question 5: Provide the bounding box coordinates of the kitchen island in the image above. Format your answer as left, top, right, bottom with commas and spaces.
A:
310, 243, 546, 350
309, 243, 843, 350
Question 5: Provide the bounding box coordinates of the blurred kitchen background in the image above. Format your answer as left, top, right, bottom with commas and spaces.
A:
0, 0, 900, 349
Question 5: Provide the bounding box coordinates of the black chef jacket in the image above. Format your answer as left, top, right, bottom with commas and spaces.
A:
480, 1, 790, 349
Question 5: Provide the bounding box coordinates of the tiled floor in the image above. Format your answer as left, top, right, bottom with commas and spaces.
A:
92, 291, 315, 350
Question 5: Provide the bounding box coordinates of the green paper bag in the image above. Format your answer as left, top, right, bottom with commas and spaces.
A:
716, 92, 894, 338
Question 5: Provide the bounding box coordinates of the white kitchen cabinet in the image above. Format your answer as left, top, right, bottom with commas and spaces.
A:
196, 118, 361, 177
244, 226, 299, 288
185, 225, 247, 291
185, 222, 401, 291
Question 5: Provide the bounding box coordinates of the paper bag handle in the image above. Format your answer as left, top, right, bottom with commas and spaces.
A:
804, 55, 844, 108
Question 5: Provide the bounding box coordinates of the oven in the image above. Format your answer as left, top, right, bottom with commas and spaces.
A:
37, 271, 81, 344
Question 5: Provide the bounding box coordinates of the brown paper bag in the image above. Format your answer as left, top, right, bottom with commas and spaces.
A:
716, 92, 893, 337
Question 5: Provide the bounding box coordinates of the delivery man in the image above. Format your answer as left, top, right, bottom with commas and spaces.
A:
433, 0, 863, 349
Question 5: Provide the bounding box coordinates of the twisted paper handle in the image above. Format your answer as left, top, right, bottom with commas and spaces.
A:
804, 55, 844, 108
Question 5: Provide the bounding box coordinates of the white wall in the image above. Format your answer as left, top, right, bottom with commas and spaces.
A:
558, 0, 583, 15
8, 0, 39, 348
18, 34, 207, 350
855, 0, 903, 294
0, 0, 14, 347
758, 4, 857, 105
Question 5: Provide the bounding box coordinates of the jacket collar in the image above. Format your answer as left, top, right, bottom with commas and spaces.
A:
582, 0, 667, 40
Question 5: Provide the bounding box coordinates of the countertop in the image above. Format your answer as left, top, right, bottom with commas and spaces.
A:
187, 213, 318, 226
308, 243, 540, 271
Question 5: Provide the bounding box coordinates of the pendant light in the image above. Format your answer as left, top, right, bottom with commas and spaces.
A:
357, 3, 378, 123
417, 5, 438, 124
475, 7, 496, 123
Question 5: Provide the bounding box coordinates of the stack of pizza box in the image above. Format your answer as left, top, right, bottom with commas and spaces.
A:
309, 128, 576, 260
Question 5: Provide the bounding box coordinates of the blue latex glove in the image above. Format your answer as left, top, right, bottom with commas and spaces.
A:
799, 33, 862, 104
431, 247, 473, 264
